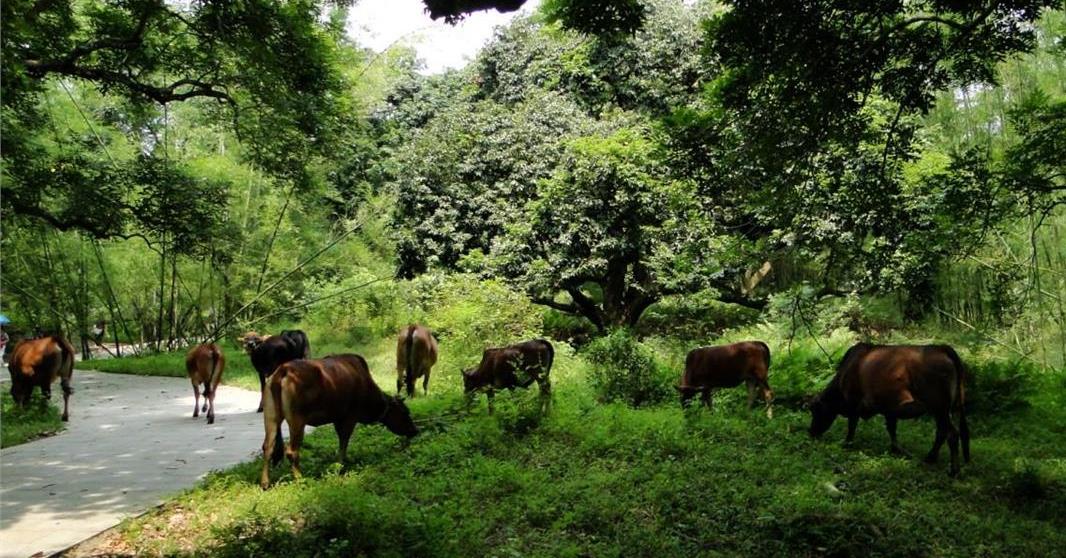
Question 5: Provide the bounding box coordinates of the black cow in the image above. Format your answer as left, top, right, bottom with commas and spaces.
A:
240, 330, 310, 412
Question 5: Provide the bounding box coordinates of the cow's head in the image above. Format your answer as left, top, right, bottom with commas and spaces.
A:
461, 368, 477, 393
238, 332, 264, 353
381, 395, 418, 438
807, 391, 838, 438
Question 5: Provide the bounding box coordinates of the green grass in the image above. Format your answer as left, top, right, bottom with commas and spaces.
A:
1, 391, 65, 448
98, 336, 1066, 558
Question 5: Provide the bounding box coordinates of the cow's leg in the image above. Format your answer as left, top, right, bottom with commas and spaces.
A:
192, 383, 201, 418
925, 415, 948, 465
945, 415, 961, 477
927, 413, 960, 476
260, 414, 281, 489
486, 390, 496, 415
60, 378, 72, 422
844, 415, 859, 445
746, 381, 756, 410
537, 376, 552, 413
286, 418, 307, 480
334, 419, 357, 464
406, 376, 416, 398
886, 414, 908, 456
423, 367, 431, 396
201, 383, 209, 413
206, 383, 217, 425
700, 388, 713, 409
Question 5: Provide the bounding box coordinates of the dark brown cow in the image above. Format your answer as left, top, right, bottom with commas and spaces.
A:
260, 354, 418, 489
396, 324, 439, 397
9, 335, 76, 421
185, 343, 225, 424
462, 339, 553, 414
809, 343, 970, 476
239, 330, 311, 412
676, 341, 773, 417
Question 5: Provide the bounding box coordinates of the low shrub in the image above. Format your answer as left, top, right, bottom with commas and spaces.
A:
584, 329, 673, 407
966, 357, 1037, 414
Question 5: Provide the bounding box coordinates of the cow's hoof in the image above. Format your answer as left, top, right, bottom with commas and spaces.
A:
207, 416, 215, 425
61, 415, 69, 422
923, 453, 938, 464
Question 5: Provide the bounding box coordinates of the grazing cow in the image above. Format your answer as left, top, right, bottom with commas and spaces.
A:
396, 324, 439, 397
185, 343, 225, 424
676, 341, 774, 417
239, 330, 311, 412
462, 339, 554, 414
260, 354, 418, 489
9, 335, 76, 421
809, 343, 971, 476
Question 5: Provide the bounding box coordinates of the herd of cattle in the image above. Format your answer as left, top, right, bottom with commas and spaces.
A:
7, 326, 971, 488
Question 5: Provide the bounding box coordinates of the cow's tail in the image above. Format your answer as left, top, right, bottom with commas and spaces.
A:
267, 367, 287, 466
756, 340, 771, 368
205, 345, 222, 397
540, 339, 555, 375
943, 345, 970, 463
404, 325, 416, 386
56, 336, 76, 390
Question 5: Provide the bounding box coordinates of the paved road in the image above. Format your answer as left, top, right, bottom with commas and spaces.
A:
0, 371, 272, 558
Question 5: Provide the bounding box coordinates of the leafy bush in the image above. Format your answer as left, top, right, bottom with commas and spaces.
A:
584, 328, 673, 407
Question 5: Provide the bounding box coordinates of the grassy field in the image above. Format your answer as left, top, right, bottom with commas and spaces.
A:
1, 391, 65, 448
82, 334, 1066, 557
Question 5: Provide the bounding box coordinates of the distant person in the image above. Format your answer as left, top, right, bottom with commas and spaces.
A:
91, 320, 106, 345
0, 324, 10, 364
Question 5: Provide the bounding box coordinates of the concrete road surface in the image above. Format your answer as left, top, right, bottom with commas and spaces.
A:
0, 371, 271, 558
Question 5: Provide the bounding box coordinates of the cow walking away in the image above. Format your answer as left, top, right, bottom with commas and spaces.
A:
396, 324, 439, 397
9, 335, 76, 421
676, 341, 774, 417
260, 354, 418, 489
462, 339, 554, 414
240, 330, 310, 412
185, 343, 225, 424
809, 343, 970, 476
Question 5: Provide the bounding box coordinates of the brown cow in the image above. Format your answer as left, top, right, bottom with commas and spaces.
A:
676, 341, 773, 417
396, 324, 439, 397
462, 339, 554, 414
809, 343, 971, 476
185, 343, 225, 424
260, 354, 418, 489
9, 335, 76, 421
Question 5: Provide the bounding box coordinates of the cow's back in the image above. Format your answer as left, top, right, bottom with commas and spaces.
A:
11, 337, 65, 386
844, 345, 961, 413
276, 354, 382, 426
682, 341, 768, 388
410, 325, 438, 368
